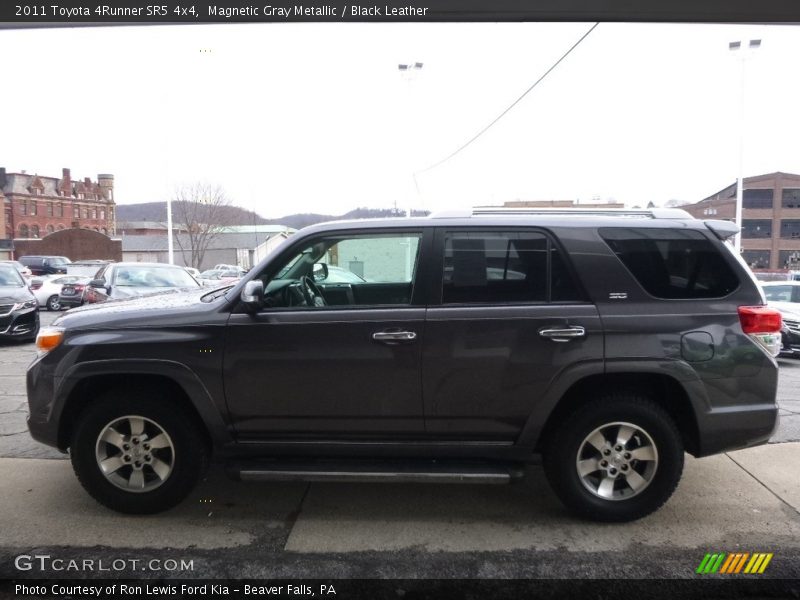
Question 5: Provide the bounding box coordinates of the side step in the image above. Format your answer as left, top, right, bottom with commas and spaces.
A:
227, 459, 525, 485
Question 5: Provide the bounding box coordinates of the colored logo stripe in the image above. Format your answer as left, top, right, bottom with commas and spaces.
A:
697, 552, 772, 574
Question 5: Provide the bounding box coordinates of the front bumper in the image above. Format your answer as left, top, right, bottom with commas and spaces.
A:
0, 306, 39, 340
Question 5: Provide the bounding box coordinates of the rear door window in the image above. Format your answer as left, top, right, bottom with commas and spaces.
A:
600, 228, 739, 299
441, 230, 583, 304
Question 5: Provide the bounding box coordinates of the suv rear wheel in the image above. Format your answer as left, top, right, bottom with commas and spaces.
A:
543, 393, 683, 522
70, 394, 208, 514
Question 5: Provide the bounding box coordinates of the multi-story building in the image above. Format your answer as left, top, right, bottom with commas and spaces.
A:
0, 167, 116, 243
683, 172, 800, 270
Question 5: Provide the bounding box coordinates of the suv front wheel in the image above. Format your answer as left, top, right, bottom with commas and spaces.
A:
544, 393, 684, 522
70, 394, 208, 514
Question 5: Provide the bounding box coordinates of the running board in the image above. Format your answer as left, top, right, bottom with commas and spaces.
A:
227, 459, 524, 484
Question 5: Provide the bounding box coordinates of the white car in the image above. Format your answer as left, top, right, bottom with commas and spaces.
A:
30, 275, 88, 311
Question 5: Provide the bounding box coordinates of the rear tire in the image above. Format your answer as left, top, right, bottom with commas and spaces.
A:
543, 392, 683, 522
70, 393, 208, 514
46, 295, 60, 311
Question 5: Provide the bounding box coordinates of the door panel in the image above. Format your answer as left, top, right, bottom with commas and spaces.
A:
225, 308, 425, 438
422, 304, 603, 439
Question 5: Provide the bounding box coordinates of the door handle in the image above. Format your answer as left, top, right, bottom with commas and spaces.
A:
372, 330, 417, 344
539, 326, 586, 342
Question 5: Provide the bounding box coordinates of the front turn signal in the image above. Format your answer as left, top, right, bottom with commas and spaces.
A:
36, 327, 65, 354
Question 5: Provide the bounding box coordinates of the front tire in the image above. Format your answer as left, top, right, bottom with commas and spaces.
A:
543, 393, 684, 522
71, 394, 208, 514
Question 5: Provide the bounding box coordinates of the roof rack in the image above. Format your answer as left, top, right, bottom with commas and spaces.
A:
430, 207, 694, 220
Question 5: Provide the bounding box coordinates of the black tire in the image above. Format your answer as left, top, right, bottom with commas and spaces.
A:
543, 392, 684, 522
70, 393, 209, 514
46, 295, 61, 311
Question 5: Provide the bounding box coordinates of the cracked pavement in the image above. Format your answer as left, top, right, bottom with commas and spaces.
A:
0, 311, 798, 582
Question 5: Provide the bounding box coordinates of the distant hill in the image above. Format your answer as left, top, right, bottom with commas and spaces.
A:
117, 203, 429, 230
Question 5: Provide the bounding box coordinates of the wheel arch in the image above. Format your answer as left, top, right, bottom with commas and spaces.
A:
523, 364, 704, 457
55, 360, 232, 452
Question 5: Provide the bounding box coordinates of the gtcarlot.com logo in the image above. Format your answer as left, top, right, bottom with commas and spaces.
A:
14, 554, 194, 572
696, 551, 773, 574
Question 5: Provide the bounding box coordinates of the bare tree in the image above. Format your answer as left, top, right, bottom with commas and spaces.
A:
171, 183, 235, 269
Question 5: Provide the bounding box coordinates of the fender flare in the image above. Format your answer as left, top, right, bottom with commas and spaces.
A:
517, 358, 709, 448
55, 359, 233, 448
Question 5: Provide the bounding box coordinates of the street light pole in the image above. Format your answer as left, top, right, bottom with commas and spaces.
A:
398, 62, 423, 217
729, 39, 761, 252
166, 196, 174, 265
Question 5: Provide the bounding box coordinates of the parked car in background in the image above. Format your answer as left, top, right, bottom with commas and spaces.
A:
18, 255, 71, 276
761, 281, 800, 357
57, 277, 93, 309
66, 260, 112, 278
30, 275, 89, 311
86, 262, 202, 303
0, 260, 33, 279
184, 267, 201, 280
0, 264, 39, 341
198, 268, 242, 287
213, 263, 246, 275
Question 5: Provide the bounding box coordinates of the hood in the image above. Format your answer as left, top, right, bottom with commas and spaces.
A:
0, 286, 35, 304
111, 285, 195, 299
53, 287, 222, 330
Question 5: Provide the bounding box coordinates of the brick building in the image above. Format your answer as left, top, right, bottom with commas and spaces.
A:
683, 172, 800, 269
0, 168, 117, 254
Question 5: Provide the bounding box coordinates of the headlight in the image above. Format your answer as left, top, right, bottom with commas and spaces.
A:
36, 327, 65, 355
13, 300, 37, 311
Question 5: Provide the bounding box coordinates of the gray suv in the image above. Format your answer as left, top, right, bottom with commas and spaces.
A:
26, 209, 781, 521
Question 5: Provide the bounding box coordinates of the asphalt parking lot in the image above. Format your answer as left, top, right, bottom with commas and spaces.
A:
0, 310, 798, 582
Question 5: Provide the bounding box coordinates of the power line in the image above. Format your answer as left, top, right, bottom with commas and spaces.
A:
416, 22, 600, 175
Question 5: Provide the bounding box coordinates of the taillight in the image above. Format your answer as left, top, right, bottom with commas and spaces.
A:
74, 285, 85, 292
738, 306, 782, 357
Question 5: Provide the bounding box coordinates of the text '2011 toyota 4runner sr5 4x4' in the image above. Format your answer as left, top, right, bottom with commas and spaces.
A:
26, 208, 781, 522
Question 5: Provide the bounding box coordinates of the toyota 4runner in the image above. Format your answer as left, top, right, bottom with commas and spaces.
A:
26, 208, 781, 521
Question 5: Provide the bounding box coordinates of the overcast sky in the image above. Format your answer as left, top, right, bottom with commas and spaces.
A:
2, 22, 798, 218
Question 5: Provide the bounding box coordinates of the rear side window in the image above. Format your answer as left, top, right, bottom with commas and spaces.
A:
442, 231, 583, 304
600, 228, 739, 299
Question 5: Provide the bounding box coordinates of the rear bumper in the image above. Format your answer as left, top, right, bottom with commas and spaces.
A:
695, 404, 779, 457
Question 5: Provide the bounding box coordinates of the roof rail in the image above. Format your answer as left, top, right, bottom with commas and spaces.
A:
430, 207, 694, 220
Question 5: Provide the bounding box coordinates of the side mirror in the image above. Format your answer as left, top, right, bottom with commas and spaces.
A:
89, 278, 105, 288
313, 263, 329, 282
240, 280, 264, 311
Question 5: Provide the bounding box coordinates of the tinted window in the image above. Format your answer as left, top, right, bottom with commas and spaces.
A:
742, 250, 770, 269
782, 188, 800, 209
780, 220, 800, 239
600, 228, 739, 299
442, 231, 581, 304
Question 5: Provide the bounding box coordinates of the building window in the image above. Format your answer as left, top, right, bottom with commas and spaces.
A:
83, 208, 89, 219
780, 250, 800, 269
18, 224, 28, 237
46, 224, 54, 235
77, 193, 84, 200
742, 250, 770, 269
30, 201, 37, 216
47, 202, 53, 217
782, 189, 800, 209
57, 203, 63, 217
31, 224, 40, 238
91, 208, 97, 219
743, 188, 774, 209
74, 205, 80, 218
19, 201, 27, 216
100, 209, 105, 220
108, 190, 113, 201
780, 220, 800, 239
703, 208, 718, 216
741, 219, 773, 238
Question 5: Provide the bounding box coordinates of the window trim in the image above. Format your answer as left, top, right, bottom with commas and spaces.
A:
244, 227, 433, 312
431, 226, 589, 307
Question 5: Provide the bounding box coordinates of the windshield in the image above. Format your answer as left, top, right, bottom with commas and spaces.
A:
113, 266, 200, 288
0, 266, 25, 287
